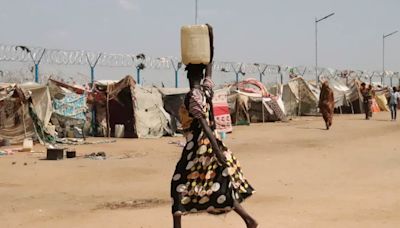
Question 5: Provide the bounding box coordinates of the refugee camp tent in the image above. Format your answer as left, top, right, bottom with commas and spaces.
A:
282, 77, 319, 116
327, 77, 353, 108
229, 91, 286, 124
48, 79, 87, 138
227, 79, 286, 124
91, 75, 137, 138
326, 78, 363, 113
159, 87, 233, 133
374, 88, 390, 112
20, 82, 54, 143
340, 79, 363, 113
158, 88, 188, 133
212, 88, 233, 133
135, 87, 172, 138
0, 83, 53, 144
0, 83, 33, 144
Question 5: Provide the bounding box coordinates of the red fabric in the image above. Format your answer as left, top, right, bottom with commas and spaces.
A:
212, 90, 232, 133
213, 106, 229, 116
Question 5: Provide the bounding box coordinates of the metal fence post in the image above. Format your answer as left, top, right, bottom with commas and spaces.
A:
86, 53, 102, 136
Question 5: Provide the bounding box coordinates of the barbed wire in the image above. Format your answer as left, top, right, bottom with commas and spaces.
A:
1, 43, 399, 82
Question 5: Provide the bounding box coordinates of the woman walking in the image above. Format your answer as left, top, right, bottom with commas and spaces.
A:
360, 83, 373, 120
171, 25, 257, 228
318, 81, 335, 130
388, 87, 399, 121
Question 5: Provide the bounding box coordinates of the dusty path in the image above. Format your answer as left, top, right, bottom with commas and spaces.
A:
1, 112, 399, 228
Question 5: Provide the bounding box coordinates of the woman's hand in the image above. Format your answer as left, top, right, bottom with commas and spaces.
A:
214, 149, 228, 167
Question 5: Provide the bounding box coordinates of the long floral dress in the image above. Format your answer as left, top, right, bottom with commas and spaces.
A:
171, 77, 254, 215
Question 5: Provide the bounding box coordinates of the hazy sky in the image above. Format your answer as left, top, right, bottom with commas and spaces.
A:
1, 0, 400, 72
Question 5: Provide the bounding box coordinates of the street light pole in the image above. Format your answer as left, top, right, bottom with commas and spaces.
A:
195, 0, 198, 24
382, 30, 398, 86
315, 13, 335, 86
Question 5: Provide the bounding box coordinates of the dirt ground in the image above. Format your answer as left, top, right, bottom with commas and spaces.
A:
1, 112, 399, 228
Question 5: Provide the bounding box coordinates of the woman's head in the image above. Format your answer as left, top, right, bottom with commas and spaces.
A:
186, 64, 205, 87
321, 80, 329, 88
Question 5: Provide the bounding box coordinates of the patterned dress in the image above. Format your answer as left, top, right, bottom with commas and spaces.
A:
171, 78, 254, 215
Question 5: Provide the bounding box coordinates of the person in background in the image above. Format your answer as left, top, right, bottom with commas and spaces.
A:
388, 87, 399, 121
319, 81, 335, 130
360, 82, 373, 120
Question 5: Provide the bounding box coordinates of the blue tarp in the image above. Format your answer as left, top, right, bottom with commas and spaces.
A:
53, 92, 87, 120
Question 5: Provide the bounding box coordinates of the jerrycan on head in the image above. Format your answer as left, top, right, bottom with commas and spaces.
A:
181, 24, 211, 66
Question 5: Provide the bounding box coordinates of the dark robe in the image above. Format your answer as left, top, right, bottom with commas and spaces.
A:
319, 82, 335, 129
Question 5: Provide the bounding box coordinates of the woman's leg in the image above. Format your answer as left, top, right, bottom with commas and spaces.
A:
173, 215, 181, 228
322, 114, 329, 129
233, 200, 258, 228
364, 102, 369, 119
394, 105, 397, 120
390, 105, 395, 120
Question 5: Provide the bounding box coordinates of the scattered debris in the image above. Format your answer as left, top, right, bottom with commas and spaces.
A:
0, 139, 11, 147
168, 141, 185, 147
0, 151, 7, 157
0, 148, 19, 156
118, 152, 148, 159
96, 198, 169, 210
55, 138, 116, 146
84, 152, 107, 160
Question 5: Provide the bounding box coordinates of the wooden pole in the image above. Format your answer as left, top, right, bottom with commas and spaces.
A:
106, 84, 111, 138
21, 101, 27, 137
298, 81, 302, 116
262, 98, 265, 123
350, 100, 354, 114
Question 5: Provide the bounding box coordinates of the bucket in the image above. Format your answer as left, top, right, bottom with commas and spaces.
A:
66, 150, 76, 159
47, 148, 64, 160
22, 138, 33, 152
181, 24, 211, 65
115, 124, 125, 138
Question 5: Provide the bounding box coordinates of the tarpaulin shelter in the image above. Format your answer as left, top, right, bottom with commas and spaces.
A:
227, 79, 286, 124
282, 77, 319, 116
325, 78, 363, 114
48, 79, 88, 138
212, 88, 233, 133
91, 75, 137, 138
374, 88, 390, 112
229, 91, 286, 124
158, 88, 188, 134
0, 83, 33, 144
135, 87, 172, 138
159, 87, 234, 133
0, 82, 53, 144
